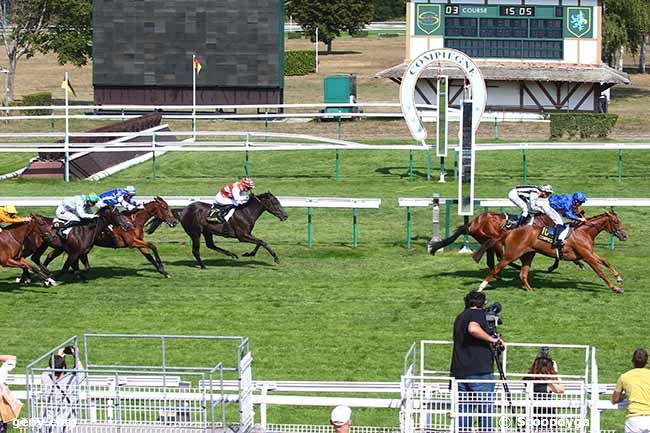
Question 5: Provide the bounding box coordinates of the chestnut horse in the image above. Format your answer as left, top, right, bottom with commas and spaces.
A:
0, 216, 57, 286
41, 197, 177, 278
474, 212, 627, 293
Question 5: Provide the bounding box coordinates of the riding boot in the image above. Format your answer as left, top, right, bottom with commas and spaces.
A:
552, 224, 565, 248
516, 214, 527, 227
56, 221, 77, 239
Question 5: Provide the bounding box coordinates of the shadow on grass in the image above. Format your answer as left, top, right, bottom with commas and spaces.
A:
611, 86, 650, 98
319, 50, 361, 56
375, 166, 451, 179
169, 258, 274, 268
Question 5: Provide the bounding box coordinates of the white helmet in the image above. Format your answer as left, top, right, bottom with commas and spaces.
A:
124, 185, 136, 195
540, 184, 553, 194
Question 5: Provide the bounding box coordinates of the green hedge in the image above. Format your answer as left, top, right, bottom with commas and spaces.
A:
549, 113, 619, 139
285, 50, 316, 76
351, 30, 369, 38
287, 31, 303, 40
21, 92, 53, 116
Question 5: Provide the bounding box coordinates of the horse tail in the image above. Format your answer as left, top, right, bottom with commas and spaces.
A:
472, 234, 505, 263
427, 222, 469, 255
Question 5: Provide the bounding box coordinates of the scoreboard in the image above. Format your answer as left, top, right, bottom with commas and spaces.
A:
414, 3, 595, 60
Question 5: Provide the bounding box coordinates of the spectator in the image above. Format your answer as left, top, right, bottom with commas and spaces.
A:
40, 346, 86, 433
450, 290, 504, 433
524, 355, 565, 432
0, 355, 18, 433
612, 348, 650, 433
330, 405, 352, 433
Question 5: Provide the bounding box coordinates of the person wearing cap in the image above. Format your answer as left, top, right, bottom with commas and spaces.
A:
507, 184, 554, 227
98, 185, 140, 211
55, 194, 100, 238
0, 204, 31, 231
330, 405, 352, 433
612, 348, 650, 433
209, 177, 256, 224
549, 191, 589, 248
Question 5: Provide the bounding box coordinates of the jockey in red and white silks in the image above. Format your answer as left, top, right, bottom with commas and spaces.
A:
214, 178, 256, 207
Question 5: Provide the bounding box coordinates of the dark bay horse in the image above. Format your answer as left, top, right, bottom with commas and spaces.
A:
474, 212, 627, 293
0, 216, 57, 286
43, 197, 177, 278
154, 192, 288, 268
47, 206, 132, 280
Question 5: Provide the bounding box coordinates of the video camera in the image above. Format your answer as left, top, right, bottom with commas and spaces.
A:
484, 302, 503, 335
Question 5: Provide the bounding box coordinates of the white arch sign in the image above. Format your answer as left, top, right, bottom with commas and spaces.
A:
400, 48, 486, 144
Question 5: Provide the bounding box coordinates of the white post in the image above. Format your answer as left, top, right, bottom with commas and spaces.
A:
192, 54, 197, 140
289, 15, 293, 33
64, 71, 70, 182
315, 27, 319, 73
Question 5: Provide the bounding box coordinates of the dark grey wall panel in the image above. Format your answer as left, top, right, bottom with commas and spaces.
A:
93, 0, 283, 88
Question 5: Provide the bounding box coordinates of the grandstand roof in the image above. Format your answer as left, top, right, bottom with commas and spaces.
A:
375, 62, 630, 85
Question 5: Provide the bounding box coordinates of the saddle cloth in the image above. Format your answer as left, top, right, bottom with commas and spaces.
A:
538, 225, 572, 244
207, 207, 236, 223
52, 219, 73, 237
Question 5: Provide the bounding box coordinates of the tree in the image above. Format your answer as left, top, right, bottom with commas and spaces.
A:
603, 0, 650, 71
602, 12, 627, 67
286, 0, 374, 54
0, 0, 92, 104
372, 0, 405, 22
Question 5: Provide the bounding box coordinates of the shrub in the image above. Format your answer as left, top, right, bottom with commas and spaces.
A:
351, 30, 369, 38
287, 31, 303, 40
549, 113, 619, 139
285, 50, 316, 76
21, 92, 53, 116
378, 32, 400, 38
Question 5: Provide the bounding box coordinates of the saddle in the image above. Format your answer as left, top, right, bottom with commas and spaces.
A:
503, 214, 520, 230
207, 205, 236, 224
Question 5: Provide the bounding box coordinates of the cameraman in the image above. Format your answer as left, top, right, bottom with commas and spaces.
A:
451, 290, 505, 432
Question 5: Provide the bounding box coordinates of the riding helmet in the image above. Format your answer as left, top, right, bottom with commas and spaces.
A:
540, 184, 554, 194
572, 191, 587, 203
86, 193, 100, 203
240, 178, 255, 189
2, 204, 18, 214
124, 185, 136, 195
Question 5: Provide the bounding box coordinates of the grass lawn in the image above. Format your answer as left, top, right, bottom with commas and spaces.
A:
2, 146, 650, 428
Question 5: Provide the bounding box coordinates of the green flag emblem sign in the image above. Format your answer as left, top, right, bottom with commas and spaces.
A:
416, 4, 442, 35
566, 7, 592, 38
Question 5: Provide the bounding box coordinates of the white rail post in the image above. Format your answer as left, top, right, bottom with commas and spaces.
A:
63, 71, 70, 182
431, 194, 440, 247
590, 347, 600, 433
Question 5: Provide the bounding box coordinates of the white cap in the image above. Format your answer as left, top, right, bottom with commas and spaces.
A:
330, 405, 351, 426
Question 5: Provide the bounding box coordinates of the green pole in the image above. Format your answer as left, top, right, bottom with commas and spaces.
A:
406, 206, 412, 249
522, 148, 528, 183
152, 131, 157, 180
352, 208, 358, 248
444, 200, 451, 238
494, 117, 500, 140
610, 206, 616, 251
245, 132, 250, 177
408, 150, 414, 181
618, 149, 623, 181
307, 207, 313, 248
335, 149, 340, 181
264, 111, 269, 143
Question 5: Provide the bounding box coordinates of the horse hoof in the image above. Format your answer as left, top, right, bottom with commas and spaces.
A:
15, 277, 21, 284
274, 257, 280, 264
242, 252, 253, 257
231, 255, 239, 260
164, 273, 171, 278
45, 278, 58, 287
613, 286, 624, 294
617, 278, 624, 284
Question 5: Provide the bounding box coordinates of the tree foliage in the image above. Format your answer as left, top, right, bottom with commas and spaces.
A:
602, 12, 628, 65
286, 0, 374, 53
603, 0, 650, 67
0, 0, 92, 103
372, 0, 405, 21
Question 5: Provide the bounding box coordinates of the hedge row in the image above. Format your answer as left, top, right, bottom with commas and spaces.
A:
549, 113, 619, 139
285, 50, 316, 76
20, 92, 53, 116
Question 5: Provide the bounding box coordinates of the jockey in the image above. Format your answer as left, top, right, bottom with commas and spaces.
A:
549, 191, 588, 248
55, 194, 100, 237
0, 204, 31, 232
210, 178, 256, 223
507, 184, 554, 226
98, 185, 140, 211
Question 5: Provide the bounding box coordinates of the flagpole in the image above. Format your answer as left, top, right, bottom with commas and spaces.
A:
64, 71, 70, 182
192, 54, 197, 140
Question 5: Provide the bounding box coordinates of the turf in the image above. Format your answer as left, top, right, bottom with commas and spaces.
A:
1, 147, 649, 428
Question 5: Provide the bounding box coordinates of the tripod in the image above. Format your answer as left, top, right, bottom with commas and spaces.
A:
491, 342, 512, 406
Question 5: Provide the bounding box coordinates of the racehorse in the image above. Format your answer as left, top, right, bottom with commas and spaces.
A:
473, 212, 627, 293
152, 192, 288, 268
0, 216, 57, 286
46, 206, 132, 280
42, 197, 177, 278
15, 215, 63, 285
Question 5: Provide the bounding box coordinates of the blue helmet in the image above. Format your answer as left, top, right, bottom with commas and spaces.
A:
572, 192, 587, 203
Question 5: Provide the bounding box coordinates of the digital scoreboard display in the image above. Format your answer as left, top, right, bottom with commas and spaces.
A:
415, 4, 594, 60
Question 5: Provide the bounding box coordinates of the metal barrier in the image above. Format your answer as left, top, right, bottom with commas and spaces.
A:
24, 334, 253, 433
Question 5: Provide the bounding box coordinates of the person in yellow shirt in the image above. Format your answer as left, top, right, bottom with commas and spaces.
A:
613, 348, 650, 433
0, 204, 31, 227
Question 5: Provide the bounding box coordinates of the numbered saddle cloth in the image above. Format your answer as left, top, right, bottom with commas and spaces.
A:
207, 207, 236, 223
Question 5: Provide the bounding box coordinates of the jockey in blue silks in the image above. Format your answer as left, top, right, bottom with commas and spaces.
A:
548, 192, 588, 247
98, 185, 140, 211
